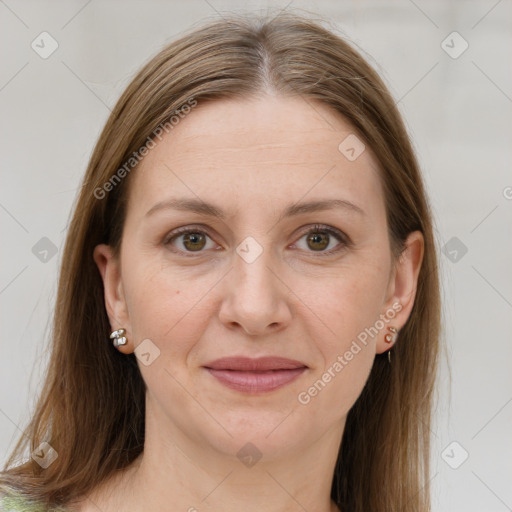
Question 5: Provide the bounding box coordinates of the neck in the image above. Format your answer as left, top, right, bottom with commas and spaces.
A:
79, 399, 345, 512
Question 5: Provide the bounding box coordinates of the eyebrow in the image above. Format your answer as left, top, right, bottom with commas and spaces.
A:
144, 197, 366, 220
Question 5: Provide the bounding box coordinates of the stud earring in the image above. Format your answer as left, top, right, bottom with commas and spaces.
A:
384, 326, 397, 344
110, 328, 127, 348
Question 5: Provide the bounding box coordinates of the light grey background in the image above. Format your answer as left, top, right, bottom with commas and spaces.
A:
1, 1, 511, 511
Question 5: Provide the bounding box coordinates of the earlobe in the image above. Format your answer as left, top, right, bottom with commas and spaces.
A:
377, 231, 424, 354
93, 244, 130, 343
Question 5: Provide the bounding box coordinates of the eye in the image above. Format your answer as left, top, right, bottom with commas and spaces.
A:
164, 226, 217, 254
292, 224, 348, 255
164, 224, 349, 256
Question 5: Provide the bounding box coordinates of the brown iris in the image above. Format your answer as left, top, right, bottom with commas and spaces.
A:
182, 232, 207, 251
306, 232, 329, 251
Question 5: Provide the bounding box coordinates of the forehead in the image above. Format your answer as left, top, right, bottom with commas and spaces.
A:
126, 95, 385, 221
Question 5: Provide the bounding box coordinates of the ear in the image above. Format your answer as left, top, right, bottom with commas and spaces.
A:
376, 230, 424, 355
93, 244, 132, 352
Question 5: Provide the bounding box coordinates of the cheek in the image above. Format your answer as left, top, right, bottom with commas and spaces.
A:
298, 258, 390, 352
309, 256, 391, 408
122, 256, 219, 357
295, 270, 386, 418
298, 346, 374, 424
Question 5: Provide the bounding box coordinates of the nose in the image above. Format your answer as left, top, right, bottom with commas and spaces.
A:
218, 246, 292, 336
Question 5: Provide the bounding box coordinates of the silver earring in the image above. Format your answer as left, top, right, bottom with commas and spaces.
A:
110, 328, 127, 348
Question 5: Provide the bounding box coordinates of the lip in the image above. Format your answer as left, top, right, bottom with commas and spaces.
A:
203, 357, 308, 394
204, 356, 307, 371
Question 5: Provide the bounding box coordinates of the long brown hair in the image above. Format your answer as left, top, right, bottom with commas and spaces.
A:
1, 11, 445, 511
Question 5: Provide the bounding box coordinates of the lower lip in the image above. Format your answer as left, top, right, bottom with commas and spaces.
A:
205, 368, 307, 393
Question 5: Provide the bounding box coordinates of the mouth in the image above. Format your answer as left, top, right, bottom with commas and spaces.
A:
202, 356, 308, 394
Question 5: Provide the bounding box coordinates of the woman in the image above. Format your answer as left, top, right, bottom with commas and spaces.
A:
0, 11, 442, 512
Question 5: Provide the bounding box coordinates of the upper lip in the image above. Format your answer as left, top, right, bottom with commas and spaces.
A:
203, 357, 307, 371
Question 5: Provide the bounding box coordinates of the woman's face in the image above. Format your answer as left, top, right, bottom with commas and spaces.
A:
95, 94, 422, 461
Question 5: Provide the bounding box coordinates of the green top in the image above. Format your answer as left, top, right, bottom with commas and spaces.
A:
0, 494, 42, 511
0, 491, 69, 512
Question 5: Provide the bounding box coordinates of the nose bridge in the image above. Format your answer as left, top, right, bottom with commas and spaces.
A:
233, 235, 279, 303
219, 234, 291, 334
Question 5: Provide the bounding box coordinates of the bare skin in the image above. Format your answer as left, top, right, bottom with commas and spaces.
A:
72, 94, 423, 512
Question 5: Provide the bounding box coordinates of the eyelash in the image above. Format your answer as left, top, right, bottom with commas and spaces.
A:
163, 224, 350, 257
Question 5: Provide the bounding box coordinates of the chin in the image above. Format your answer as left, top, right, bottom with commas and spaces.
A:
199, 411, 311, 461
